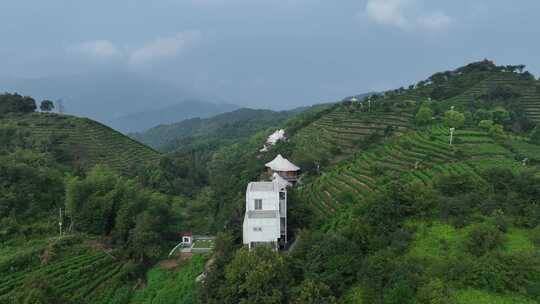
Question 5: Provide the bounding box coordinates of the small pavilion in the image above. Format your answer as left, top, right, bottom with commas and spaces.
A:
265, 154, 300, 183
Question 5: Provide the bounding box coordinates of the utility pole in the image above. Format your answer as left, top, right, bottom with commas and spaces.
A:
449, 127, 455, 145
368, 98, 371, 112
59, 208, 63, 238
57, 99, 64, 114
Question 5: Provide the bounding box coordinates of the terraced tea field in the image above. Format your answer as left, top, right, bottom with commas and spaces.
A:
289, 105, 414, 165
0, 239, 130, 303
1, 113, 160, 173
300, 125, 525, 217
444, 73, 540, 123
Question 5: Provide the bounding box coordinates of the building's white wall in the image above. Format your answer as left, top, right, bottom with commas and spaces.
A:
243, 217, 280, 244
243, 181, 287, 247
246, 189, 279, 211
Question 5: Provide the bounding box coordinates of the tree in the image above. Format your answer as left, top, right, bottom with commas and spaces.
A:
491, 106, 510, 125
219, 247, 290, 304
40, 100, 55, 112
65, 165, 121, 234
0, 93, 36, 114
443, 110, 465, 128
290, 279, 337, 304
464, 222, 503, 257
478, 120, 493, 130
415, 106, 433, 126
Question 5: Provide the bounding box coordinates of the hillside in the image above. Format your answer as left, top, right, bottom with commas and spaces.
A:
132, 107, 307, 152
198, 61, 540, 304
0, 112, 160, 173
2, 60, 540, 304
108, 100, 240, 133
299, 124, 535, 217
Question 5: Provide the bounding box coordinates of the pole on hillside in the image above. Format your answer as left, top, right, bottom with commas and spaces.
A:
59, 208, 63, 238
57, 99, 64, 114
449, 128, 455, 145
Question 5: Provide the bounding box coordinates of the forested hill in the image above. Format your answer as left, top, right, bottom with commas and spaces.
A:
198, 60, 540, 304
0, 110, 160, 173
108, 100, 240, 133
131, 107, 308, 152
2, 60, 540, 304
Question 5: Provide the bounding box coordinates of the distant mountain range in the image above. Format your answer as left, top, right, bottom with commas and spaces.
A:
0, 71, 239, 132
107, 100, 239, 133
131, 107, 302, 152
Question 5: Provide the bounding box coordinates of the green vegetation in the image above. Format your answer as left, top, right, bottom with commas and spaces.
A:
0, 112, 160, 173
132, 255, 206, 304
0, 237, 132, 304
2, 60, 540, 303
0, 93, 37, 114
198, 60, 540, 304
132, 108, 303, 152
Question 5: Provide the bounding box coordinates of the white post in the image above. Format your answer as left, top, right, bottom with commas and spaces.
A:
59, 208, 63, 238
449, 128, 455, 145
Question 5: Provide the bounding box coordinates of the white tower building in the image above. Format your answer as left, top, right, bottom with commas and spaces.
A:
242, 174, 289, 250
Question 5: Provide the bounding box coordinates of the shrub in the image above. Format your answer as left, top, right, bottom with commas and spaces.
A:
383, 280, 415, 304
478, 120, 493, 130
463, 252, 540, 293
415, 106, 434, 126
464, 223, 504, 257
443, 110, 465, 129
491, 106, 510, 125
489, 124, 506, 139
416, 278, 451, 304
290, 279, 337, 304
474, 109, 493, 123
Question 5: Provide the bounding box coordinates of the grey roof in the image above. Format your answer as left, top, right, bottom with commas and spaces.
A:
249, 182, 275, 192
248, 210, 279, 218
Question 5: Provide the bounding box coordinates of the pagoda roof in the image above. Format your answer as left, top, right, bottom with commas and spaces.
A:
265, 154, 300, 172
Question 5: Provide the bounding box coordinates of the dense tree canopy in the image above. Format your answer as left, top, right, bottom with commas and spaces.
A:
40, 100, 55, 112
0, 93, 36, 114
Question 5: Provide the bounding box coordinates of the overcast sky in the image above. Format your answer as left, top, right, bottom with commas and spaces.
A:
1, 0, 539, 109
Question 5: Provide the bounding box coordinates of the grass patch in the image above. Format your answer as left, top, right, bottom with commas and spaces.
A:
407, 221, 469, 263
504, 228, 536, 253
192, 240, 214, 249
132, 254, 206, 304
454, 288, 536, 304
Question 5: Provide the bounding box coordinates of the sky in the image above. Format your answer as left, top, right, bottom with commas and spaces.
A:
1, 0, 540, 110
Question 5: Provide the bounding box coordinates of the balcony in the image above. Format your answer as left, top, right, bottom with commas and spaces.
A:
247, 210, 279, 219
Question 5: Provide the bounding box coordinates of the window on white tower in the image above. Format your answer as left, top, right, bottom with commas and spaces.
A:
254, 199, 262, 210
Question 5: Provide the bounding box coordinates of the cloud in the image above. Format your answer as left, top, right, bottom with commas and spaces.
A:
67, 31, 201, 66
129, 31, 202, 66
364, 0, 453, 31
365, 0, 411, 29
417, 11, 453, 31
66, 40, 122, 60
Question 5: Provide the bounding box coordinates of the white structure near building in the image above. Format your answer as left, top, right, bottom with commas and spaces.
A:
265, 154, 300, 183
243, 174, 289, 250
